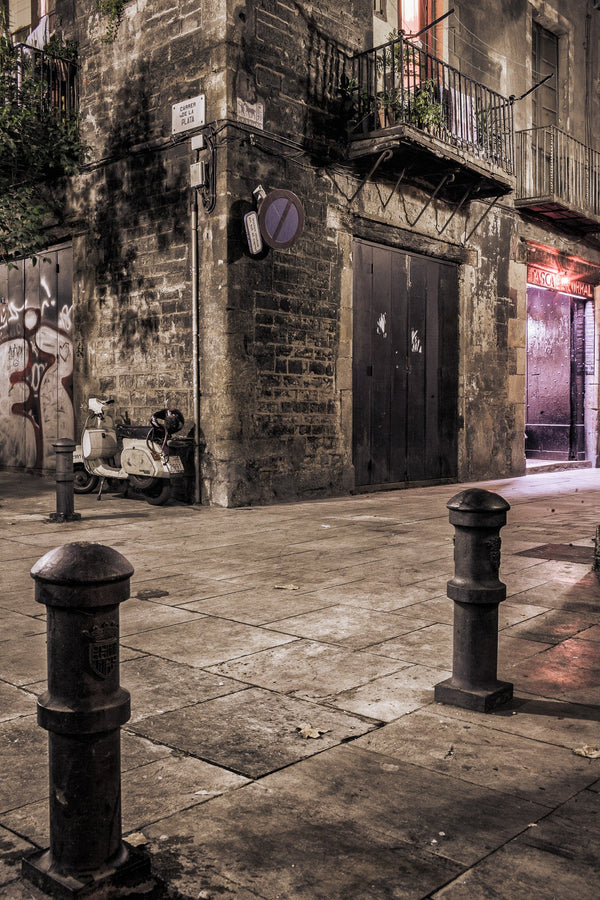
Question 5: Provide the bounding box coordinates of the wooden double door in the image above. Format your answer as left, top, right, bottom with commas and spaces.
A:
353, 240, 459, 487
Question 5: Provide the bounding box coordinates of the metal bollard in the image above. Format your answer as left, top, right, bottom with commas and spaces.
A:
434, 488, 513, 713
22, 542, 151, 897
49, 438, 81, 523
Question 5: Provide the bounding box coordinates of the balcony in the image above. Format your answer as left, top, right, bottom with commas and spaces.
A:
515, 126, 600, 235
348, 33, 515, 201
1, 42, 78, 185
2, 42, 77, 119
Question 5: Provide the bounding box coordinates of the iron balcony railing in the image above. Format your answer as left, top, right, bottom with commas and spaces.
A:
2, 42, 77, 119
352, 33, 514, 175
516, 125, 600, 221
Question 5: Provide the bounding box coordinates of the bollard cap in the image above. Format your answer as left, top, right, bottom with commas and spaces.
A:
447, 489, 510, 514
52, 438, 76, 451
32, 542, 134, 608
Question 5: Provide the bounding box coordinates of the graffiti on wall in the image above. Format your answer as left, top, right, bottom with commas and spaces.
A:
0, 249, 74, 470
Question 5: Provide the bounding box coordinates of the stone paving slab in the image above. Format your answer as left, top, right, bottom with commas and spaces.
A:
269, 579, 448, 612
336, 556, 453, 587
0, 718, 47, 814
579, 624, 600, 641
215, 567, 373, 593
179, 586, 338, 624
140, 743, 550, 898
0, 610, 46, 640
364, 622, 550, 672
121, 655, 246, 723
207, 638, 405, 700
130, 574, 252, 605
397, 595, 550, 629
436, 693, 600, 749
266, 604, 431, 649
508, 638, 600, 705
0, 589, 41, 617
0, 826, 34, 889
121, 616, 297, 668
0, 681, 37, 724
119, 597, 205, 636
501, 606, 600, 643
130, 686, 378, 778
326, 663, 451, 721
8, 755, 249, 849
141, 783, 464, 899
1, 731, 178, 847
506, 572, 600, 615
0, 633, 47, 687
433, 789, 600, 899
354, 707, 600, 806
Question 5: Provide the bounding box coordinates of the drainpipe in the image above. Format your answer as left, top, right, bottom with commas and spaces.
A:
191, 187, 202, 505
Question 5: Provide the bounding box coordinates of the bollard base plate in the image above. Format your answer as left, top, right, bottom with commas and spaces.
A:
48, 512, 82, 523
434, 678, 513, 713
22, 841, 152, 899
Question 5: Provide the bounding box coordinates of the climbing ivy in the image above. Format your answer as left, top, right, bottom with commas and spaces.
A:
0, 10, 88, 265
96, 0, 127, 43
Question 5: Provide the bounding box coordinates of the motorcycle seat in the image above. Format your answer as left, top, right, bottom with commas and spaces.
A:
116, 424, 153, 440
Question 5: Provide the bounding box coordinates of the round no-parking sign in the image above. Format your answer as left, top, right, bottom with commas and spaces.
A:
257, 189, 305, 250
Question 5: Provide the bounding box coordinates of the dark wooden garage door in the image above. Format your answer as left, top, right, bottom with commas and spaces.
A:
352, 240, 459, 487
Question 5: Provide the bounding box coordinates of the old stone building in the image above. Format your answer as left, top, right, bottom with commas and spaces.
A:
1, 0, 600, 505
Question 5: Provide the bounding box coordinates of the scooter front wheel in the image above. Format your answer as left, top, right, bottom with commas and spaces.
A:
73, 465, 100, 494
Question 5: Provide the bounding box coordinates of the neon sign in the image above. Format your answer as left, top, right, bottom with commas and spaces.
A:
527, 265, 594, 298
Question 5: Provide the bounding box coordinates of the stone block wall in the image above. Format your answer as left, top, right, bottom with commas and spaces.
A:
55, 0, 229, 431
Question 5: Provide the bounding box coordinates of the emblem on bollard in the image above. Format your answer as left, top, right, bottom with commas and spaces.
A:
85, 622, 119, 679
485, 535, 502, 573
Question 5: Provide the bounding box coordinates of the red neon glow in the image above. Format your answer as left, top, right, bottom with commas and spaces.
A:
527, 265, 594, 298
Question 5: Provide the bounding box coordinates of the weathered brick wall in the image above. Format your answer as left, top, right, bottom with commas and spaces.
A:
55, 0, 228, 433
212, 156, 348, 505
459, 209, 522, 480
199, 1, 372, 504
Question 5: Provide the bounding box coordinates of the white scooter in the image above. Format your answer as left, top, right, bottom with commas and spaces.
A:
81, 398, 192, 505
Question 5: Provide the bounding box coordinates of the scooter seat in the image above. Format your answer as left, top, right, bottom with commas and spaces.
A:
116, 424, 153, 440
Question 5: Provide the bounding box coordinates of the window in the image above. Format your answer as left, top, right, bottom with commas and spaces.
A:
399, 1, 437, 50
400, 1, 438, 36
400, 0, 422, 34
2, 1, 50, 41
532, 21, 558, 127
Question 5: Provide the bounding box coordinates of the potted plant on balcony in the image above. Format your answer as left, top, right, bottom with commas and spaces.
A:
407, 79, 444, 132
377, 90, 401, 128
341, 75, 378, 133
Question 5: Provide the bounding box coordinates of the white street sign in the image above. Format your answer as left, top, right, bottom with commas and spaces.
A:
172, 95, 206, 135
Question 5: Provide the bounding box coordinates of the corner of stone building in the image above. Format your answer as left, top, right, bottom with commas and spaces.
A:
507, 253, 528, 476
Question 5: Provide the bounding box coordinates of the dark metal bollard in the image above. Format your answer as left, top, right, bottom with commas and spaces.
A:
22, 542, 151, 898
434, 489, 513, 712
49, 438, 81, 523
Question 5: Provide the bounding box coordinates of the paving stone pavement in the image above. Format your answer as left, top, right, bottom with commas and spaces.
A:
1, 469, 599, 899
